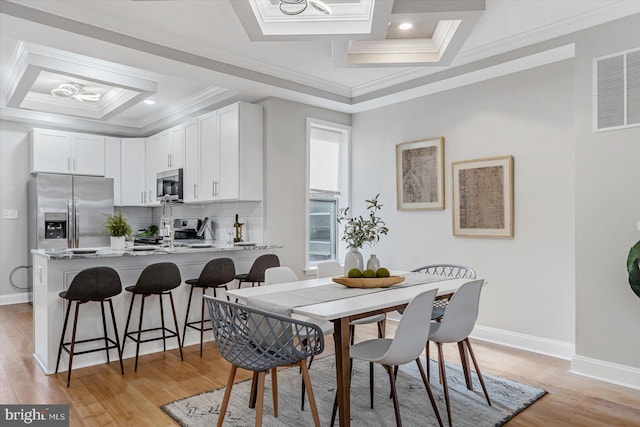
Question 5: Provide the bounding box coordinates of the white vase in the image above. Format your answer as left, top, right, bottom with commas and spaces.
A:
344, 247, 364, 276
366, 254, 380, 272
110, 236, 126, 250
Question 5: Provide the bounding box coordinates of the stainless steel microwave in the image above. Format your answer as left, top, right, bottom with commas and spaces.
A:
157, 168, 183, 201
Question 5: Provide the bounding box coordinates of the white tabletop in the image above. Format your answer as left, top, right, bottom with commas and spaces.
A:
226, 275, 477, 322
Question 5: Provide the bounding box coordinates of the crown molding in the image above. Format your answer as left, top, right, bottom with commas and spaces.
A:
351, 1, 640, 97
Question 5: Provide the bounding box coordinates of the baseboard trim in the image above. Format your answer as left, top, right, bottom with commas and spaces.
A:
0, 292, 31, 306
571, 355, 640, 391
470, 325, 575, 361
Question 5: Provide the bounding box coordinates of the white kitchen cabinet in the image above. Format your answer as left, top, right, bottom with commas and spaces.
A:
31, 128, 105, 176
145, 136, 164, 206
198, 110, 220, 202
190, 102, 262, 203
105, 137, 122, 206
149, 124, 185, 171
183, 119, 200, 203
216, 102, 263, 201
120, 138, 147, 206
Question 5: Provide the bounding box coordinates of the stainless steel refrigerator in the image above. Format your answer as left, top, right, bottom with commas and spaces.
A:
28, 174, 114, 251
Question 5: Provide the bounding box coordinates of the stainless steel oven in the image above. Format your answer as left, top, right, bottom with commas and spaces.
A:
157, 168, 183, 201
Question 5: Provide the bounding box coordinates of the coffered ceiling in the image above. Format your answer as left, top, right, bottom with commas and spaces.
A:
1, 0, 639, 137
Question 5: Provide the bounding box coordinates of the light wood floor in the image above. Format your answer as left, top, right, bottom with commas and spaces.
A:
1, 303, 639, 426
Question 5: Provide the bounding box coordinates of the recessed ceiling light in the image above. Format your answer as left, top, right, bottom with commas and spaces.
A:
398, 22, 413, 31
143, 99, 156, 105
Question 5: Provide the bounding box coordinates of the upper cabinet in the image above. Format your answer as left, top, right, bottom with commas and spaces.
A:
121, 139, 147, 206
31, 128, 105, 176
193, 102, 263, 203
105, 137, 122, 206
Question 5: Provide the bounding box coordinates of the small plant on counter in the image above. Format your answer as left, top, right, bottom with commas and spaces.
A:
104, 210, 132, 237
337, 193, 389, 249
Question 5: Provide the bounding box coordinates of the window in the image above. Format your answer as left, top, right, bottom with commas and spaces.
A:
306, 119, 350, 269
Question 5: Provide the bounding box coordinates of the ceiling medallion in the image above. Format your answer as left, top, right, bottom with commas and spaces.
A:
50, 83, 101, 102
279, 0, 331, 16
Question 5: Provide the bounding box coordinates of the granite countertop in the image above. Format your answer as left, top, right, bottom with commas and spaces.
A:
32, 241, 282, 260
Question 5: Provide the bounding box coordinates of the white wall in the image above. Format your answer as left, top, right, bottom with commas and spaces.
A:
260, 98, 351, 278
352, 60, 576, 349
0, 121, 32, 304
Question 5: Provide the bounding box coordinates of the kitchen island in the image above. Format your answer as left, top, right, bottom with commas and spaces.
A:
31, 243, 282, 374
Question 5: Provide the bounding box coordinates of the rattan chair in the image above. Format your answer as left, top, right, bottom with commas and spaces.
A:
204, 295, 324, 427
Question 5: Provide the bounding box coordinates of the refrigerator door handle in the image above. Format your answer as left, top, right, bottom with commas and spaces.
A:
67, 199, 73, 249
74, 200, 80, 248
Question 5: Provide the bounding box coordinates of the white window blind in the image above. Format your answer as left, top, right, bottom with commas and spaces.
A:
310, 127, 341, 194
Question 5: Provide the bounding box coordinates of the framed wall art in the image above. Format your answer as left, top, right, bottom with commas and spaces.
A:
395, 137, 445, 210
452, 155, 514, 237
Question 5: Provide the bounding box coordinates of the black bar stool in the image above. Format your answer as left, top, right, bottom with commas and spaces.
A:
55, 266, 124, 387
122, 262, 183, 371
235, 254, 280, 288
183, 257, 236, 356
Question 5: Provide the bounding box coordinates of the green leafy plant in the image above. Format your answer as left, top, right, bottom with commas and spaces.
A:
337, 193, 389, 249
627, 240, 640, 299
104, 210, 132, 237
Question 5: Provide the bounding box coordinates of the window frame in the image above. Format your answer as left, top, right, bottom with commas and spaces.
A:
305, 118, 351, 272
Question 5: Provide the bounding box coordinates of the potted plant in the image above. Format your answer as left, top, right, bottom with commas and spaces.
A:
628, 240, 640, 299
105, 210, 132, 250
337, 193, 389, 275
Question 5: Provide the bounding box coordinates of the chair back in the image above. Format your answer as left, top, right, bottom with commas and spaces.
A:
246, 254, 280, 282
265, 266, 298, 285
197, 258, 236, 286
64, 267, 122, 301
431, 279, 484, 343
412, 264, 476, 279
376, 288, 437, 366
133, 262, 182, 294
316, 261, 343, 278
204, 296, 324, 371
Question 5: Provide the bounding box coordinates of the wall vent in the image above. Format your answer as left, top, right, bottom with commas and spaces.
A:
594, 48, 640, 132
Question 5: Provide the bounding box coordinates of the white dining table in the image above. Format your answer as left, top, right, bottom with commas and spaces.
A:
226, 274, 478, 427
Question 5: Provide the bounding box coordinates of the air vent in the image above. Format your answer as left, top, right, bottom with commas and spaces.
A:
594, 48, 640, 131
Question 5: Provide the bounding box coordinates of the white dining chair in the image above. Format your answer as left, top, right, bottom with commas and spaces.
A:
427, 279, 491, 427
264, 266, 333, 411
331, 288, 444, 427
316, 261, 387, 343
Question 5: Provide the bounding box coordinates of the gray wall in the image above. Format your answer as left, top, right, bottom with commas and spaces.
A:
573, 16, 640, 369
0, 121, 32, 302
260, 97, 351, 278
352, 60, 576, 346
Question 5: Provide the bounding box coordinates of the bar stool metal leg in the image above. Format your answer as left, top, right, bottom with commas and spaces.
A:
134, 295, 146, 372
67, 301, 81, 388
100, 301, 110, 364
108, 299, 124, 375
55, 300, 73, 375
159, 294, 167, 351
182, 285, 195, 348
169, 292, 184, 361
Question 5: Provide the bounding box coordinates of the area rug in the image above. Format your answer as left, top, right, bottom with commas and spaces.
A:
161, 356, 547, 426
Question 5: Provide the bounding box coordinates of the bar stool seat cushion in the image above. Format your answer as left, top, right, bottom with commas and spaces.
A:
58, 267, 121, 302
126, 262, 181, 294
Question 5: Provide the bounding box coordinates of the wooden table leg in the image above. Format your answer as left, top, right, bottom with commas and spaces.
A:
334, 317, 351, 427
458, 340, 473, 390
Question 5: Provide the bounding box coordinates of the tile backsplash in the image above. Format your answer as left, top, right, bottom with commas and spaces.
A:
130, 201, 265, 243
